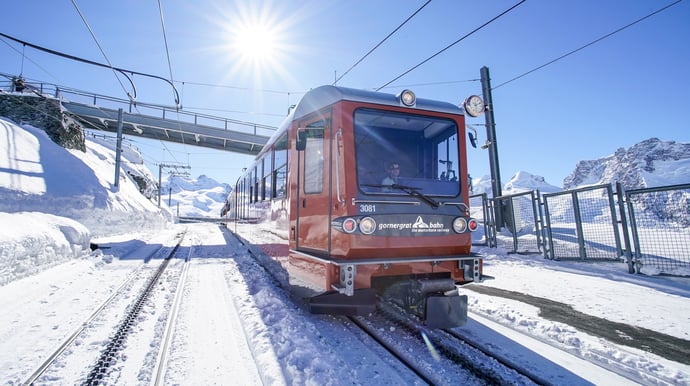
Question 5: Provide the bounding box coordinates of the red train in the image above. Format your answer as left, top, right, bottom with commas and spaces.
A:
223, 85, 483, 328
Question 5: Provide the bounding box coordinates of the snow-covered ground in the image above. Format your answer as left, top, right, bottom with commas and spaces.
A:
2, 116, 690, 384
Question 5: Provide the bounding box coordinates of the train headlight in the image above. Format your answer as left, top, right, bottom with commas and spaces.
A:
359, 217, 377, 235
452, 217, 468, 233
399, 89, 416, 107
342, 218, 358, 234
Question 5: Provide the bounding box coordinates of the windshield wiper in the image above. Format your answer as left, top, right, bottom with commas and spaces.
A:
362, 183, 440, 208
391, 184, 440, 208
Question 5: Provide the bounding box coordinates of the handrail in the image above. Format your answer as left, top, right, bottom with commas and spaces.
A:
335, 128, 345, 206
0, 73, 277, 137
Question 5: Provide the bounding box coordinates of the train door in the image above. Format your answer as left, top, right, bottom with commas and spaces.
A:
295, 113, 332, 256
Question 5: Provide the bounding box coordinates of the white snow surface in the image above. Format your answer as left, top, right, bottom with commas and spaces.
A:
1, 117, 690, 385
160, 174, 230, 217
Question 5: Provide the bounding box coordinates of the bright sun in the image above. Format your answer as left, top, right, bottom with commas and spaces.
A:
234, 24, 276, 61
215, 3, 295, 83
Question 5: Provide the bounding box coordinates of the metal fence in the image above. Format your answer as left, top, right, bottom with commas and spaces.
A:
470, 182, 690, 275
469, 193, 493, 247
491, 191, 541, 254
624, 183, 690, 274
543, 184, 623, 261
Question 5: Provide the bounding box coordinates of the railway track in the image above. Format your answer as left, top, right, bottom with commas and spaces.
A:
24, 231, 189, 385
233, 227, 541, 384
231, 225, 652, 385
347, 305, 540, 385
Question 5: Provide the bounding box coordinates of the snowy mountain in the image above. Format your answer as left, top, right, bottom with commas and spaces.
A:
472, 170, 561, 197
563, 137, 690, 190
470, 138, 689, 199
160, 174, 231, 217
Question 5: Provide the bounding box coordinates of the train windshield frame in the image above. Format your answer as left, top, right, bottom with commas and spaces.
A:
354, 108, 461, 197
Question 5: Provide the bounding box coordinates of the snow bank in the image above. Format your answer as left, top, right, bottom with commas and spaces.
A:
0, 212, 89, 285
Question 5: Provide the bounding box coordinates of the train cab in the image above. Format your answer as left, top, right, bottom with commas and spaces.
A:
231, 86, 483, 328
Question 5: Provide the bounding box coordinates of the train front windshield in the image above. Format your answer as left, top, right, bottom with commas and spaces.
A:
355, 108, 462, 197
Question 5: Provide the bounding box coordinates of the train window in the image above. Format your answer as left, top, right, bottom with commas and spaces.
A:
302, 120, 325, 194
354, 108, 460, 197
437, 133, 459, 182
273, 166, 287, 198
274, 134, 288, 169
258, 159, 264, 201
262, 177, 268, 200
273, 134, 288, 199
253, 167, 259, 202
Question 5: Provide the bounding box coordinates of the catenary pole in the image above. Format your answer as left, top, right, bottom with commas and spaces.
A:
114, 108, 124, 192
480, 66, 504, 229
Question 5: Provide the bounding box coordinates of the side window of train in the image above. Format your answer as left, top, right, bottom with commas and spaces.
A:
301, 120, 326, 194
253, 166, 259, 202
273, 134, 288, 198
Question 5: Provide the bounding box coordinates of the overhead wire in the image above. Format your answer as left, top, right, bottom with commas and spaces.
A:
175, 80, 296, 96
157, 0, 177, 106
70, 0, 133, 102
492, 0, 684, 90
376, 0, 527, 91
0, 37, 57, 81
333, 0, 433, 85
377, 78, 479, 91
156, 0, 186, 168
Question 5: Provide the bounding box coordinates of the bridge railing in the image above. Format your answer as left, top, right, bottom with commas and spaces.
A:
1, 74, 277, 137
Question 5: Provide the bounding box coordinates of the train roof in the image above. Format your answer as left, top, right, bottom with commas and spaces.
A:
292, 85, 464, 120
259, 85, 465, 157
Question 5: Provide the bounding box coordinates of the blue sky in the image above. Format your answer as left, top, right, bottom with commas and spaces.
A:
2, 0, 688, 187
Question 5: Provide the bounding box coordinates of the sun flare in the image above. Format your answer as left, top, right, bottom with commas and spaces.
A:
233, 23, 277, 61
211, 2, 299, 86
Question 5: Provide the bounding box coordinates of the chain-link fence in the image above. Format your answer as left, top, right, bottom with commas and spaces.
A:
490, 191, 541, 254
543, 184, 622, 261
625, 183, 690, 274
470, 182, 690, 275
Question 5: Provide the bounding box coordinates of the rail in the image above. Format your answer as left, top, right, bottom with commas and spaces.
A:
0, 73, 277, 138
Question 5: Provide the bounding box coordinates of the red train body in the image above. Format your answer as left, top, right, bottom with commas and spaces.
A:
224, 86, 482, 328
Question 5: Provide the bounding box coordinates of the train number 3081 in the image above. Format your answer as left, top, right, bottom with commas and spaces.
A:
359, 204, 376, 213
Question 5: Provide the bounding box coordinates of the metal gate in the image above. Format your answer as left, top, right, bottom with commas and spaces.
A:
542, 184, 623, 261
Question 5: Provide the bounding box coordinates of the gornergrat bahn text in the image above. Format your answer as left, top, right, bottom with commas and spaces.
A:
222, 85, 484, 328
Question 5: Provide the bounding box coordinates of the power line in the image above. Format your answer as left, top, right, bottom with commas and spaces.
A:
0, 37, 57, 81
493, 0, 683, 90
334, 0, 433, 85
376, 78, 479, 90
1, 32, 300, 111
0, 32, 181, 107
70, 0, 132, 101
176, 80, 299, 96
376, 0, 527, 91
157, 0, 176, 99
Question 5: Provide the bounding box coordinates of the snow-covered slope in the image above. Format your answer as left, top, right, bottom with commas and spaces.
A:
0, 118, 170, 237
472, 171, 561, 197
0, 117, 171, 283
160, 174, 230, 217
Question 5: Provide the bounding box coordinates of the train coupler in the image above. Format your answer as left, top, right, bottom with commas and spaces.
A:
425, 292, 468, 329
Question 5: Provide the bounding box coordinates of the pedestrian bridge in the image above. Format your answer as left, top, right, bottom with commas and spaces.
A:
1, 76, 275, 156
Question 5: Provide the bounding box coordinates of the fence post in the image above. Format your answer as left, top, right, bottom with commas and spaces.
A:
532, 190, 543, 254
486, 197, 497, 248
572, 191, 587, 259
616, 182, 635, 273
